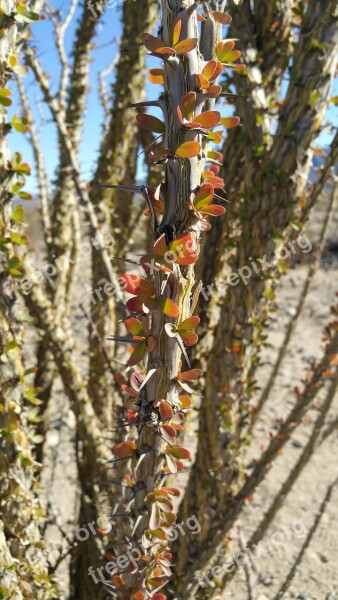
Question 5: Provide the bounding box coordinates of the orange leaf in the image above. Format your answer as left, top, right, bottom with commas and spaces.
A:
148, 68, 165, 84
179, 330, 198, 346
136, 113, 165, 134
196, 73, 210, 89
221, 116, 240, 129
178, 369, 201, 381
193, 110, 220, 128
175, 141, 201, 158
207, 85, 222, 98
159, 400, 174, 421
212, 11, 232, 25
179, 395, 192, 408
172, 18, 181, 46
203, 60, 218, 81
157, 298, 180, 318
179, 91, 196, 120
133, 593, 145, 600
174, 38, 198, 54
113, 440, 137, 458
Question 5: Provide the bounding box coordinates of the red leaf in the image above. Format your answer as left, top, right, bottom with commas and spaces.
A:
159, 400, 174, 421
193, 110, 220, 129
126, 296, 144, 313
113, 440, 137, 458
174, 38, 198, 54
148, 68, 165, 84
136, 113, 165, 134
133, 592, 145, 600
119, 274, 154, 296
160, 425, 177, 442
175, 141, 201, 158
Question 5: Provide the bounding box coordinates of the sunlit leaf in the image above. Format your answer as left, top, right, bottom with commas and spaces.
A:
175, 141, 201, 158
220, 50, 242, 64
193, 110, 220, 128
125, 317, 145, 336
136, 113, 165, 134
148, 68, 165, 84
172, 18, 182, 46
113, 440, 137, 458
206, 130, 224, 144
221, 116, 240, 129
203, 60, 218, 81
174, 38, 198, 54
196, 73, 210, 89
193, 183, 214, 209
179, 91, 196, 120
157, 298, 180, 318
207, 150, 223, 161
178, 316, 200, 331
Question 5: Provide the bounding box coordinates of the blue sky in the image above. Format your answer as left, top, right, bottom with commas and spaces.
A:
8, 1, 337, 194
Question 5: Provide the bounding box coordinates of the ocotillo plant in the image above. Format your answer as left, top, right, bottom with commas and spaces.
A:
105, 1, 244, 597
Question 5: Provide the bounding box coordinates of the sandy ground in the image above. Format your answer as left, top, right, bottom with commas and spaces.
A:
23, 191, 338, 600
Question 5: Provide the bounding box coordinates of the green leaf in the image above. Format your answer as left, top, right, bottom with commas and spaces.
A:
12, 115, 29, 133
